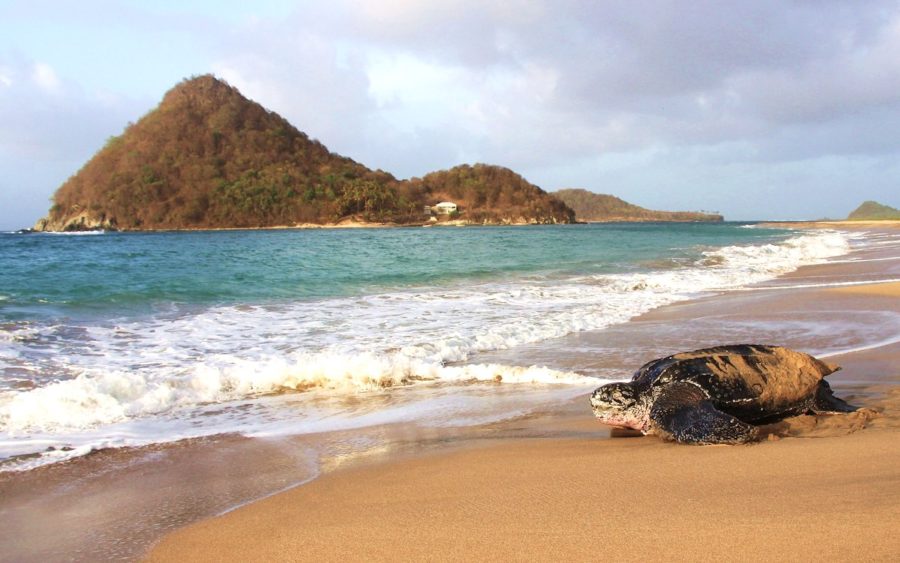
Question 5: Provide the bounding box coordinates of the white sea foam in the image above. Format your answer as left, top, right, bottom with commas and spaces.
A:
817, 334, 900, 358
0, 362, 590, 434
42, 230, 106, 236
0, 229, 855, 469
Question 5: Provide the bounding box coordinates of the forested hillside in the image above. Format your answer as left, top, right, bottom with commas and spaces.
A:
36, 76, 573, 231
408, 164, 574, 225
37, 76, 412, 230
36, 75, 723, 231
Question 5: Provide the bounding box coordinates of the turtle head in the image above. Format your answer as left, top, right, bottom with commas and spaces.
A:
590, 382, 648, 431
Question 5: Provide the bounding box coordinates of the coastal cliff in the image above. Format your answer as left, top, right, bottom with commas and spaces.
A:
554, 188, 723, 223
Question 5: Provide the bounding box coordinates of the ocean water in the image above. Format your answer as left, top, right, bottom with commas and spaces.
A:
0, 223, 855, 470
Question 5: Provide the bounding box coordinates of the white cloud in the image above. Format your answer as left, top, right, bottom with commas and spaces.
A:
2, 0, 899, 226
31, 62, 61, 93
366, 52, 463, 110
0, 55, 149, 228
185, 0, 900, 218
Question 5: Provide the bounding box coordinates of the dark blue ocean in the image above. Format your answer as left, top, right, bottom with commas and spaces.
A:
0, 223, 852, 469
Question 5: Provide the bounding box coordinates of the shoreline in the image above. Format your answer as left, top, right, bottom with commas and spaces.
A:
30, 217, 897, 234
759, 219, 900, 229
148, 406, 900, 562
1, 223, 895, 561
146, 226, 900, 561
25, 217, 575, 233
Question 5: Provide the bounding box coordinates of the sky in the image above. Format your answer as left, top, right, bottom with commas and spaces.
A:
1, 0, 899, 228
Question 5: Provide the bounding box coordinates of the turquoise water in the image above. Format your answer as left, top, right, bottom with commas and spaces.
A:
2, 223, 784, 318
0, 223, 853, 470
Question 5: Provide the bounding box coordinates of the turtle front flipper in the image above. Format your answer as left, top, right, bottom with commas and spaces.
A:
649, 382, 758, 445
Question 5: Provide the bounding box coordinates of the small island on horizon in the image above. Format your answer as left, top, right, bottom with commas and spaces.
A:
33, 75, 726, 232
846, 200, 900, 221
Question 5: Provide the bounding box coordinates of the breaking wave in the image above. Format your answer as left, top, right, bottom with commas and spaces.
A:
0, 228, 852, 468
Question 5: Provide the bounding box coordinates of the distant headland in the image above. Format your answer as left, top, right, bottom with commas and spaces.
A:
553, 189, 722, 223
846, 201, 900, 221
34, 75, 720, 231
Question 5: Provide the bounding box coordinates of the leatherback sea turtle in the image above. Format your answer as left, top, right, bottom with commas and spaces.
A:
590, 344, 856, 444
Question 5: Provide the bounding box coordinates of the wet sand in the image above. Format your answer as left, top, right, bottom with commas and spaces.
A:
148, 228, 900, 562
148, 407, 899, 562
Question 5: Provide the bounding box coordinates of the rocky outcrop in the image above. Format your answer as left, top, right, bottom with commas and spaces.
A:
33, 210, 118, 232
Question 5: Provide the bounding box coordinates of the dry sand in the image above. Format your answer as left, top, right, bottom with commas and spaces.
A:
831, 281, 900, 298
148, 232, 900, 563
149, 418, 899, 562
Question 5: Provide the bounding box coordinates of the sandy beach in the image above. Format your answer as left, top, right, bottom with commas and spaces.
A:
146, 225, 900, 562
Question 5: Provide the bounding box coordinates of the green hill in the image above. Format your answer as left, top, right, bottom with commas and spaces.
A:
846, 201, 900, 221
554, 188, 723, 223
34, 75, 573, 231
408, 164, 574, 225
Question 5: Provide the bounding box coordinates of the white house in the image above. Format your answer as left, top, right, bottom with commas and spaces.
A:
433, 202, 458, 215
